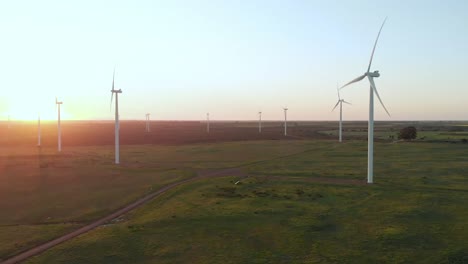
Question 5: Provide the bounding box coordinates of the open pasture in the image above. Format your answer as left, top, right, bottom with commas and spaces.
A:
24, 139, 468, 263
0, 121, 467, 263
0, 132, 315, 260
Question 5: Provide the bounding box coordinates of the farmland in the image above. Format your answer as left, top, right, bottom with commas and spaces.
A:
0, 120, 467, 263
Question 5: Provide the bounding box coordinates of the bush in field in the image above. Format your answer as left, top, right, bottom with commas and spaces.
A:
398, 126, 417, 140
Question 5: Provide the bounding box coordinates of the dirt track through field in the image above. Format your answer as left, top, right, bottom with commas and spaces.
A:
2, 165, 362, 264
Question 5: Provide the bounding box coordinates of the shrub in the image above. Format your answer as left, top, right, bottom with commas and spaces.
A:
398, 126, 417, 140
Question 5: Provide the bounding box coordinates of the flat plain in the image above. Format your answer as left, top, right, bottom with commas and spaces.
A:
0, 120, 467, 263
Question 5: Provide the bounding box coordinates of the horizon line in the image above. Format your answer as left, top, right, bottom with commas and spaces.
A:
1, 119, 467, 123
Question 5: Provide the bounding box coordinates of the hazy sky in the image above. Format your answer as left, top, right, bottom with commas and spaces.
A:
1, 0, 467, 121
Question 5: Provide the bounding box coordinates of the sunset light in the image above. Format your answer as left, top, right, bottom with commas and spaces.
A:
1, 1, 467, 263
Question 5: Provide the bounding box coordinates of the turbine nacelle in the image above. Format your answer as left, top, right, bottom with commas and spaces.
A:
111, 89, 122, 94
367, 70, 380, 78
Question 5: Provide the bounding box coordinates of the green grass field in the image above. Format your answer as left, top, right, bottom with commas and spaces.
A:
2, 140, 464, 263
0, 141, 312, 259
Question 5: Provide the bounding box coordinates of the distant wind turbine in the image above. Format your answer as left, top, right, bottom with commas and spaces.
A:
206, 112, 210, 133
283, 107, 288, 136
340, 18, 390, 184
332, 86, 351, 143
258, 111, 262, 133
145, 113, 150, 132
110, 68, 122, 164
55, 97, 63, 152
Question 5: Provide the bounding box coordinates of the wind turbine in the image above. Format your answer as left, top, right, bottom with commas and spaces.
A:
37, 113, 41, 147
258, 111, 262, 133
110, 68, 122, 164
55, 97, 63, 152
340, 18, 390, 184
206, 112, 210, 133
283, 107, 288, 136
332, 86, 351, 143
145, 113, 150, 132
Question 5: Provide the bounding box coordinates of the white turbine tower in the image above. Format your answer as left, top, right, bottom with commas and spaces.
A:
258, 111, 262, 133
332, 87, 351, 143
145, 113, 150, 132
283, 107, 288, 136
340, 18, 390, 184
206, 112, 210, 133
37, 113, 41, 147
110, 68, 122, 164
55, 97, 63, 152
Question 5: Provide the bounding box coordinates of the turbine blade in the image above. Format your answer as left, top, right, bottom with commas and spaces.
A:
332, 101, 340, 111
336, 84, 341, 100
367, 17, 387, 73
110, 66, 115, 111
369, 78, 391, 116
110, 93, 114, 112
340, 74, 366, 89
112, 67, 115, 91
343, 100, 352, 105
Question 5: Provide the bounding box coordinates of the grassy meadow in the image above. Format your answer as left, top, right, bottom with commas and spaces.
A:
0, 139, 463, 263
0, 141, 312, 259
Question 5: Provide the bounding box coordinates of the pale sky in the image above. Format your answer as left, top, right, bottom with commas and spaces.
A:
0, 0, 467, 121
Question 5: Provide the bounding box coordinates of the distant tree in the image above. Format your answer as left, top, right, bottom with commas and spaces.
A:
398, 126, 417, 140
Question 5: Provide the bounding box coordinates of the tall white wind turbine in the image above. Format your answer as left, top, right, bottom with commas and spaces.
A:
206, 112, 210, 133
110, 68, 122, 164
145, 113, 150, 132
332, 87, 351, 143
283, 107, 288, 136
258, 111, 262, 133
37, 113, 41, 147
55, 97, 63, 152
340, 18, 390, 184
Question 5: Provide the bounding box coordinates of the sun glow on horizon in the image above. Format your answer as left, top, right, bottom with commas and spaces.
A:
2, 97, 74, 121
